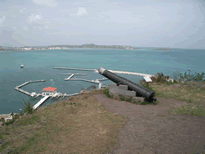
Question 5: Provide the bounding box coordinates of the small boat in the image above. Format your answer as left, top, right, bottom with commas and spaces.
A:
20, 64, 24, 68
50, 79, 53, 81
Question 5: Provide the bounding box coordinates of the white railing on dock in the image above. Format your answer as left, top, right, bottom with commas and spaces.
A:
64, 74, 74, 80
33, 96, 50, 110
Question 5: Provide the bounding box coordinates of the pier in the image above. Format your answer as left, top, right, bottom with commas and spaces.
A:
69, 78, 101, 84
17, 80, 45, 88
53, 67, 97, 72
16, 89, 31, 96
107, 70, 153, 77
33, 96, 50, 110
61, 73, 87, 76
69, 78, 105, 89
64, 74, 74, 80
53, 67, 154, 77
15, 80, 46, 96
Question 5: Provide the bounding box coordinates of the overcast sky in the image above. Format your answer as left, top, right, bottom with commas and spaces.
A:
0, 0, 205, 49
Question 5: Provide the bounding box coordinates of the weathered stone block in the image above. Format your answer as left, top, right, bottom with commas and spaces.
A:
118, 85, 128, 91
132, 97, 144, 103
117, 89, 127, 95
123, 95, 132, 100
109, 88, 120, 94
109, 83, 118, 89
125, 91, 136, 97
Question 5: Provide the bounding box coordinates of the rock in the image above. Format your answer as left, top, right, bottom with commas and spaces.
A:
132, 97, 145, 103
123, 95, 132, 100
0, 122, 4, 127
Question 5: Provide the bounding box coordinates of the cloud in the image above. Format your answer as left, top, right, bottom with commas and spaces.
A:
22, 26, 29, 31
77, 7, 88, 16
0, 16, 6, 26
27, 13, 43, 23
32, 0, 58, 7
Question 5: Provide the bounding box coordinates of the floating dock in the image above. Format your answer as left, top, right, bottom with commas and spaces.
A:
61, 73, 87, 76
15, 80, 46, 96
16, 89, 31, 96
69, 78, 101, 84
53, 67, 97, 72
33, 96, 50, 110
17, 80, 45, 88
64, 74, 74, 80
53, 67, 154, 77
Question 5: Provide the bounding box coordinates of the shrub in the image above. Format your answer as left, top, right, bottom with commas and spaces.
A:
0, 117, 5, 123
179, 70, 205, 82
21, 98, 35, 114
103, 87, 113, 98
150, 72, 169, 83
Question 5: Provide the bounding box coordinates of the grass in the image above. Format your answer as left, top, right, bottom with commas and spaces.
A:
0, 70, 205, 153
0, 88, 127, 154
143, 70, 205, 117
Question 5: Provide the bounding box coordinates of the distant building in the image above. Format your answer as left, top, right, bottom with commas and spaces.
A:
24, 48, 32, 50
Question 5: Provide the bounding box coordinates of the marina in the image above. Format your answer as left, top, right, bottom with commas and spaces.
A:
12, 67, 168, 111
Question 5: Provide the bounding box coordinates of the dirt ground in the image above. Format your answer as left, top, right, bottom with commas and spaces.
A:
92, 94, 205, 154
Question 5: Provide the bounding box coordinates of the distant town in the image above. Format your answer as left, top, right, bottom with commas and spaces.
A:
0, 44, 135, 51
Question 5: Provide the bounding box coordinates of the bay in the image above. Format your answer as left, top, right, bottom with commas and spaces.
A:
0, 48, 204, 114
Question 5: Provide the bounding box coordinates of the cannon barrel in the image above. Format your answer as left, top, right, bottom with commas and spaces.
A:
98, 67, 156, 101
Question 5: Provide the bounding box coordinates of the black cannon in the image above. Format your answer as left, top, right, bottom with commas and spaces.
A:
98, 67, 156, 102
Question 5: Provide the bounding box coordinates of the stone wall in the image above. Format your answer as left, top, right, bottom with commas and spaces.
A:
108, 83, 144, 103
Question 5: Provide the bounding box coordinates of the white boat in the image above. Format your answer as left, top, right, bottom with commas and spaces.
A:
31, 92, 36, 97
20, 64, 24, 68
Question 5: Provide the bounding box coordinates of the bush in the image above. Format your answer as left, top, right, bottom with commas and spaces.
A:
150, 72, 169, 83
21, 98, 35, 114
103, 87, 113, 98
179, 70, 205, 82
0, 117, 5, 123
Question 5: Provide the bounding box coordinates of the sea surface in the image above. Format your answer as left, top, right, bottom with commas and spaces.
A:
0, 48, 204, 114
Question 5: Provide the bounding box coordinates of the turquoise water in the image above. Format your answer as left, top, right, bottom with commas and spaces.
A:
0, 48, 204, 114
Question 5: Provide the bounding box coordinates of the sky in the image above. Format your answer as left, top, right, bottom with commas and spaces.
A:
0, 0, 205, 49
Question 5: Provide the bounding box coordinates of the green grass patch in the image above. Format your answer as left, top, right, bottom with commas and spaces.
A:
169, 104, 205, 117
17, 115, 40, 125
103, 87, 113, 98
